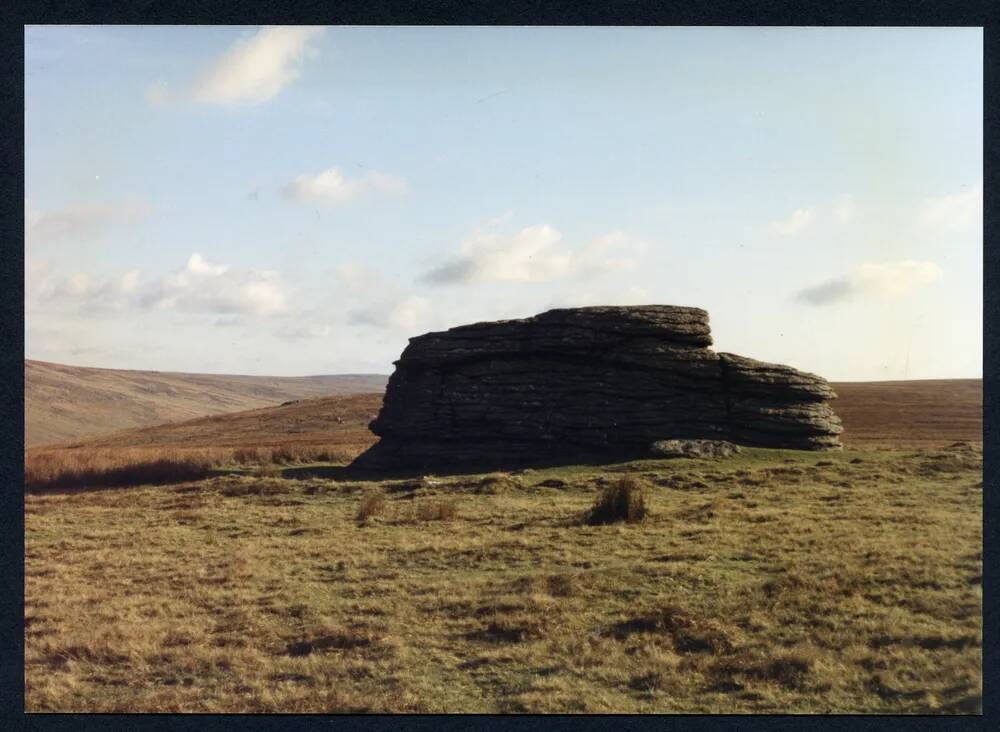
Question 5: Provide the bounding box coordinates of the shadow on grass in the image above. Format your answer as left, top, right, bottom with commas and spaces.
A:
281, 450, 653, 482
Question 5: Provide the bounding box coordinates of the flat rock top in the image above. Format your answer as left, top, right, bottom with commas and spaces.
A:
402, 305, 713, 362
447, 305, 708, 333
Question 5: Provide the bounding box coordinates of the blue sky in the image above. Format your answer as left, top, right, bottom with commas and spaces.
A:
25, 26, 982, 379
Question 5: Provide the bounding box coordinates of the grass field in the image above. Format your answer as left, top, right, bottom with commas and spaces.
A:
25, 443, 982, 713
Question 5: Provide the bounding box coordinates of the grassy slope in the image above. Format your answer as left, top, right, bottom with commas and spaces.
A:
25, 359, 387, 448
50, 393, 383, 451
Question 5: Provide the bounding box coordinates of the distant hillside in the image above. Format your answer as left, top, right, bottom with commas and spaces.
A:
832, 379, 982, 449
25, 359, 387, 447
42, 377, 982, 455
62, 392, 383, 453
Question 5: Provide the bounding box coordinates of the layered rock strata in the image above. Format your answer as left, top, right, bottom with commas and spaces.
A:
354, 306, 841, 470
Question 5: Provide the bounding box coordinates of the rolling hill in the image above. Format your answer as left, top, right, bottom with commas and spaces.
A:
25, 359, 388, 448
45, 378, 982, 454
831, 378, 982, 448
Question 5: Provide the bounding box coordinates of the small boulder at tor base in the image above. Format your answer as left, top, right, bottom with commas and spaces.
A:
649, 439, 742, 459
352, 305, 842, 471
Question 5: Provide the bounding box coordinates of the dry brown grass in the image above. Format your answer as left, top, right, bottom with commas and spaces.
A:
415, 498, 459, 522
24, 445, 982, 713
24, 447, 223, 490
585, 476, 647, 525
24, 444, 359, 491
356, 490, 387, 525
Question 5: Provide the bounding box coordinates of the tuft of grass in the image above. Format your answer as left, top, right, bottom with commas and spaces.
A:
355, 490, 386, 525
585, 476, 647, 525
415, 498, 458, 522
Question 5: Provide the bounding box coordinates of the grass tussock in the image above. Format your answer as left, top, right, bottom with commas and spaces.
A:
355, 490, 386, 525
585, 476, 648, 525
415, 498, 458, 522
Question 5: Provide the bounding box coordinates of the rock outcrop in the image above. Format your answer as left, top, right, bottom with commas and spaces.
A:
649, 439, 742, 459
353, 306, 842, 470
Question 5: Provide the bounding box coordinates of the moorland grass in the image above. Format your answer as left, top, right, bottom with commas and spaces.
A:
24, 444, 357, 490
24, 445, 982, 713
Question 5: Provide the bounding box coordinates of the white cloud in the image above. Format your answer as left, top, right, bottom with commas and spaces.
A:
767, 207, 816, 237
192, 26, 325, 106
143, 254, 288, 316
26, 201, 151, 244
27, 263, 144, 313
919, 182, 982, 234
855, 261, 944, 297
185, 253, 229, 276
282, 167, 407, 204
349, 295, 431, 330
27, 253, 292, 317
420, 225, 645, 285
795, 260, 943, 306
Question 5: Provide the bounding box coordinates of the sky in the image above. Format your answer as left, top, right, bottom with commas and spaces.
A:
24, 26, 982, 380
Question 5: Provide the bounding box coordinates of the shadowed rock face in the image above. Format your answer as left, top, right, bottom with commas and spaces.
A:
353, 306, 842, 470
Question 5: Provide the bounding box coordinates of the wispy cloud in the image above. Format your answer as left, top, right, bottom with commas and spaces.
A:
27, 260, 142, 313
795, 260, 943, 306
29, 254, 291, 317
26, 200, 150, 244
420, 225, 645, 285
273, 323, 333, 341
919, 182, 982, 234
348, 295, 431, 330
767, 207, 816, 237
192, 26, 325, 106
282, 167, 406, 204
767, 195, 859, 236
832, 195, 858, 224
141, 253, 289, 315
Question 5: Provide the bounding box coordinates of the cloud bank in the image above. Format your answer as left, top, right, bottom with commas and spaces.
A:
421, 226, 644, 285
28, 254, 291, 317
795, 260, 943, 305
141, 254, 289, 315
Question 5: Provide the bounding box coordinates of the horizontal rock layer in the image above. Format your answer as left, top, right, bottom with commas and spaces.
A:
354, 305, 842, 470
